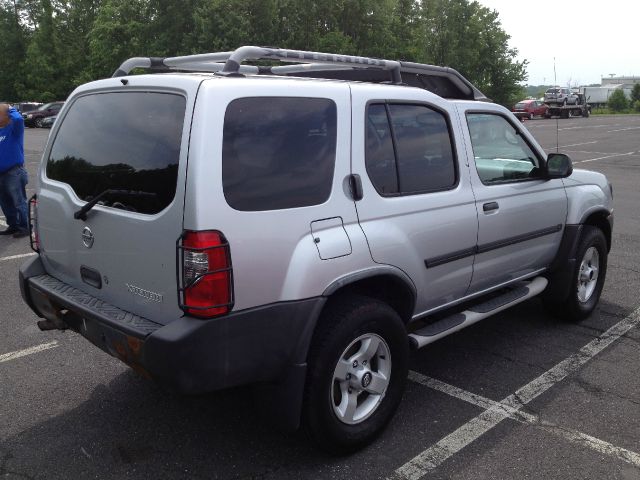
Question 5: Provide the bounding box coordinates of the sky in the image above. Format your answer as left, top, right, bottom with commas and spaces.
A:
475, 0, 639, 86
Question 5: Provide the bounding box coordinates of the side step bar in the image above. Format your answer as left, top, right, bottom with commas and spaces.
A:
409, 276, 548, 349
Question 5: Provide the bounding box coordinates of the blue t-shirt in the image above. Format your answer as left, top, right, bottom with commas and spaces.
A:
0, 108, 25, 174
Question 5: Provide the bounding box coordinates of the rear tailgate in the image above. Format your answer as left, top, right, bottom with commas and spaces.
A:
35, 76, 202, 325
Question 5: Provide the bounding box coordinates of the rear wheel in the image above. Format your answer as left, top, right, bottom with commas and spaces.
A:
302, 295, 409, 454
529, 113, 534, 120
544, 226, 608, 321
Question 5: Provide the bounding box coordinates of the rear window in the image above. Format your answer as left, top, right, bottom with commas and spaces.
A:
46, 92, 185, 215
222, 97, 337, 211
514, 102, 526, 109
546, 88, 559, 94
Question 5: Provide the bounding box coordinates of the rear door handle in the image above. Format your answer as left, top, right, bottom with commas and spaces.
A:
483, 201, 499, 212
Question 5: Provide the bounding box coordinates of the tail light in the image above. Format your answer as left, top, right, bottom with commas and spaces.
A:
28, 195, 39, 252
178, 230, 233, 318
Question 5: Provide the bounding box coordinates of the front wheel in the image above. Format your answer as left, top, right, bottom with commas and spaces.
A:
544, 226, 608, 321
302, 295, 409, 454
35, 118, 43, 128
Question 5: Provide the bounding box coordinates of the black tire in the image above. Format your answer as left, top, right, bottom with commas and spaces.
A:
544, 226, 608, 321
35, 118, 43, 128
302, 295, 409, 454
563, 98, 568, 106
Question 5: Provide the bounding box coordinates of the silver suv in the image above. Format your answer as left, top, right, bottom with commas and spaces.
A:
20, 46, 613, 453
544, 86, 579, 105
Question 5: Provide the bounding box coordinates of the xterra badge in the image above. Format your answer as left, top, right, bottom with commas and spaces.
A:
125, 283, 163, 303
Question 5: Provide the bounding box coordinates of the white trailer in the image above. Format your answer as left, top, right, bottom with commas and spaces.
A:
580, 86, 619, 108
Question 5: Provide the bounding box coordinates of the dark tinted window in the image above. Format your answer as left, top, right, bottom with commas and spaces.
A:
366, 104, 398, 194
388, 104, 456, 193
47, 92, 185, 215
222, 97, 337, 211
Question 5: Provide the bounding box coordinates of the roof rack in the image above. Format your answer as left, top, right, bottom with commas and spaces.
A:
112, 46, 488, 101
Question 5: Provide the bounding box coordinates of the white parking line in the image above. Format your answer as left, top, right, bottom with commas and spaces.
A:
558, 124, 615, 131
0, 252, 36, 262
0, 341, 59, 364
392, 306, 640, 480
607, 126, 640, 133
575, 152, 635, 164
555, 141, 599, 148
408, 371, 640, 469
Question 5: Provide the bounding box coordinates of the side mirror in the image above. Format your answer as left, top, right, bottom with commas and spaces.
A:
547, 153, 573, 178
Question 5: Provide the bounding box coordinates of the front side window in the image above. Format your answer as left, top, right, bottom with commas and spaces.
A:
222, 97, 337, 211
365, 103, 457, 195
47, 92, 185, 215
467, 113, 541, 184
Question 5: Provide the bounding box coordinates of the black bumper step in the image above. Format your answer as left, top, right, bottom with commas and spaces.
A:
28, 274, 162, 338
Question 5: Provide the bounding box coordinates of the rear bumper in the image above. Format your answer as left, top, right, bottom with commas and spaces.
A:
19, 256, 325, 395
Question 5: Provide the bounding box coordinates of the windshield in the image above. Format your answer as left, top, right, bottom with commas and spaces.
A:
46, 91, 186, 215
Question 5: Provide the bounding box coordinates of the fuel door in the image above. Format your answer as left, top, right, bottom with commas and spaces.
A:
310, 217, 352, 260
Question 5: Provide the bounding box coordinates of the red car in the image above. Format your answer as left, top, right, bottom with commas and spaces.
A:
512, 99, 548, 120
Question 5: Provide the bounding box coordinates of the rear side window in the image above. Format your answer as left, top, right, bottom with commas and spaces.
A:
222, 97, 337, 211
47, 92, 185, 215
365, 104, 398, 194
365, 103, 457, 195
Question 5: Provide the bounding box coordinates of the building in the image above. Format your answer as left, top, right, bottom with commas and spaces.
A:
601, 76, 639, 89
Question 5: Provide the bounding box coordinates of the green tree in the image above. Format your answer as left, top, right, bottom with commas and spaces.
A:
4, 0, 530, 106
21, 0, 65, 100
0, 2, 27, 100
87, 0, 148, 79
608, 89, 627, 112
415, 0, 527, 106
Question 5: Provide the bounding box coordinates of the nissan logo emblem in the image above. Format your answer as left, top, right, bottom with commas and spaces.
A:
82, 226, 94, 248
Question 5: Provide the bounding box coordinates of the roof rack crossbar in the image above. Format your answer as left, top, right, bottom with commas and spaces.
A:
221, 46, 403, 84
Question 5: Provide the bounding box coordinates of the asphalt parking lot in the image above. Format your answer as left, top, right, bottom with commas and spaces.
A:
1, 116, 639, 480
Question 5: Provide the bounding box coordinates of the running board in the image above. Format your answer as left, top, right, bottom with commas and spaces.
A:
409, 276, 548, 349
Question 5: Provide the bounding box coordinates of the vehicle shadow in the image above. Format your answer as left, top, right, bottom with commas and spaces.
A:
1, 370, 329, 479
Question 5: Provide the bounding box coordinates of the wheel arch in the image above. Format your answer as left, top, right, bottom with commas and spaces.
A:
582, 210, 612, 252
322, 267, 417, 324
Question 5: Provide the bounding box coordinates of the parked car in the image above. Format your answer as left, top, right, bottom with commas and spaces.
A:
23, 101, 64, 127
544, 87, 579, 105
20, 46, 613, 454
40, 115, 57, 129
512, 99, 549, 120
16, 102, 42, 114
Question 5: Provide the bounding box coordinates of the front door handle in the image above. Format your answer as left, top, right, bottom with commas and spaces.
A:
483, 201, 499, 212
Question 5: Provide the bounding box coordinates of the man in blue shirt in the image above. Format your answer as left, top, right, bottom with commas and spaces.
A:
0, 104, 29, 238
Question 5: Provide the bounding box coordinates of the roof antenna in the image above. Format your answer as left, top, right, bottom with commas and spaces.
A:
554, 57, 559, 153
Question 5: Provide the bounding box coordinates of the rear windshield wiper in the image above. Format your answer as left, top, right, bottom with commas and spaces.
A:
74, 189, 157, 221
